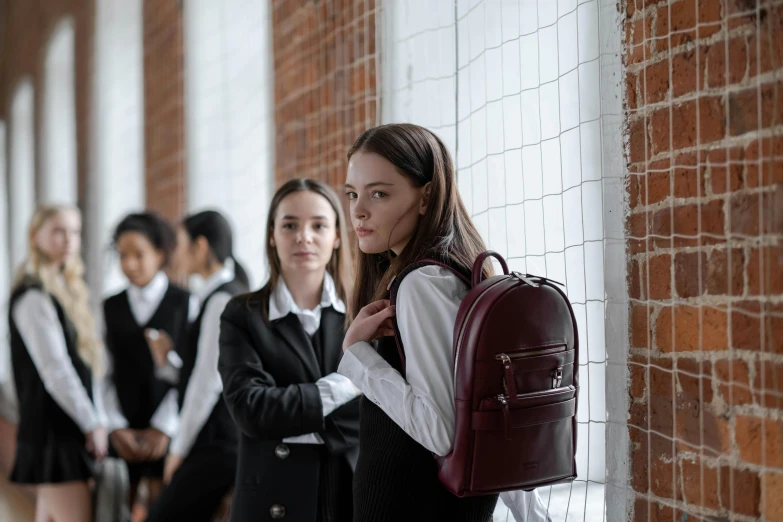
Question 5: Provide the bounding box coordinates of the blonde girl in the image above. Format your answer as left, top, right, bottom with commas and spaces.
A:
8, 204, 107, 522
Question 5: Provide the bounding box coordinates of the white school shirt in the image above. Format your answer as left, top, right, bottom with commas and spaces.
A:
337, 265, 549, 522
101, 272, 197, 437
12, 289, 105, 433
268, 273, 360, 445
169, 265, 235, 457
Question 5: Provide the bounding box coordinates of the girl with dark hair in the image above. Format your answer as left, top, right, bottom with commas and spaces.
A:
144, 210, 249, 522
218, 179, 359, 522
337, 123, 503, 521
101, 211, 195, 506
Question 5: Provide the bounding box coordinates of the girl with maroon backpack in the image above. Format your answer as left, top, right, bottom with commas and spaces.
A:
337, 123, 496, 521
338, 123, 551, 522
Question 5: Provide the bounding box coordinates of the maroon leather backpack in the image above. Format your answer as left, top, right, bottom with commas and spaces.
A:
389, 251, 578, 497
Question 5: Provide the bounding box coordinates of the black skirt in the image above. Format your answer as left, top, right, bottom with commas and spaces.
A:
10, 438, 94, 485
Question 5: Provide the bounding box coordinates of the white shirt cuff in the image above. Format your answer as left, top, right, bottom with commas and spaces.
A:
282, 433, 325, 444
107, 416, 129, 433
337, 342, 387, 390
154, 352, 182, 384
102, 404, 128, 433
315, 372, 360, 417
149, 389, 180, 438
80, 413, 101, 433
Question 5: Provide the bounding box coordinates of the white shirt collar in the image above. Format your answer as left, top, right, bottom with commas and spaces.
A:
127, 272, 168, 304
268, 272, 346, 322
196, 263, 235, 302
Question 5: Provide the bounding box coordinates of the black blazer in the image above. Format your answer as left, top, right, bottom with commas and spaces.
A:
218, 292, 359, 522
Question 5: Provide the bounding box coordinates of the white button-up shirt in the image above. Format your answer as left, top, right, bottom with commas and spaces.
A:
169, 264, 235, 457
12, 289, 104, 433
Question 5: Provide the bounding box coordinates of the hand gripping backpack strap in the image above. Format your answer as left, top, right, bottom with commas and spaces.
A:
387, 259, 471, 375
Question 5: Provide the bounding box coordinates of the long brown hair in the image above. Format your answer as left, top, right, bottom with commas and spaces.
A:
13, 204, 104, 374
347, 123, 489, 320
258, 179, 353, 319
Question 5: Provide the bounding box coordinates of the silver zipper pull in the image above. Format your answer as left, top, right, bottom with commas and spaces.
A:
498, 353, 518, 401
498, 394, 512, 440
552, 367, 564, 388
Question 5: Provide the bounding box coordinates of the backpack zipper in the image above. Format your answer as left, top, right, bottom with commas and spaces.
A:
497, 346, 568, 391
494, 385, 576, 440
494, 345, 566, 360
494, 384, 575, 403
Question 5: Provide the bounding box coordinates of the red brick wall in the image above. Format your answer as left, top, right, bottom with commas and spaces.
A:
625, 0, 783, 520
143, 0, 186, 221
272, 0, 379, 187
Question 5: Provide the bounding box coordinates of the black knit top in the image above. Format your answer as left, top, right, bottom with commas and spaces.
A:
352, 335, 498, 521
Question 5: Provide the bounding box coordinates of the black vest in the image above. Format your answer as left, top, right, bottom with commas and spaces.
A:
9, 279, 94, 445
178, 279, 245, 450
103, 284, 191, 429
352, 266, 498, 522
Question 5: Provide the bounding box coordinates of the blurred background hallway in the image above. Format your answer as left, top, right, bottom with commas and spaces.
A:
0, 0, 781, 520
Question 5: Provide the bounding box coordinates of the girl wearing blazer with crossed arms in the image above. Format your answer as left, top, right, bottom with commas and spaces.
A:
219, 179, 360, 522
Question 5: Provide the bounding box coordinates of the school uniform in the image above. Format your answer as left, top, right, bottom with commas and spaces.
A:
8, 276, 104, 485
218, 273, 360, 522
145, 265, 246, 522
102, 272, 194, 483
339, 265, 550, 522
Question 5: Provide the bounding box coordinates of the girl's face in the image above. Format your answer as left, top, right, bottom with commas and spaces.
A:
174, 226, 198, 276
34, 209, 81, 266
271, 190, 340, 278
344, 151, 428, 255
117, 232, 165, 288
173, 224, 214, 277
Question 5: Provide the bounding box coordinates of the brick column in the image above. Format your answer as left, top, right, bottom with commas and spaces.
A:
143, 0, 186, 221
624, 0, 783, 519
271, 0, 379, 187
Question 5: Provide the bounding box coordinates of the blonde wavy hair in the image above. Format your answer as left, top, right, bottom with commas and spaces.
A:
13, 204, 104, 375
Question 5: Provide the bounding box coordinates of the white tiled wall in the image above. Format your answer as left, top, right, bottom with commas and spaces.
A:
41, 18, 78, 206
9, 80, 36, 274
88, 0, 145, 299
0, 122, 17, 422
184, 0, 276, 289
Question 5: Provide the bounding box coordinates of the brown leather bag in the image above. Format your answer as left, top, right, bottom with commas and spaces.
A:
389, 251, 578, 497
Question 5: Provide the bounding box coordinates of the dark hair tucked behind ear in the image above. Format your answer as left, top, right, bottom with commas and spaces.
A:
113, 211, 177, 267
347, 123, 490, 320
182, 210, 250, 290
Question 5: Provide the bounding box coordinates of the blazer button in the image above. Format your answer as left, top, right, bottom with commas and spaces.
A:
274, 444, 290, 460
269, 504, 286, 519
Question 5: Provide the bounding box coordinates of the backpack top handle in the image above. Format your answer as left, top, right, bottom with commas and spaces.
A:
471, 251, 509, 287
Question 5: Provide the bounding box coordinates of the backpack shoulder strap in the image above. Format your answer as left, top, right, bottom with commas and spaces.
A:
387, 259, 471, 374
